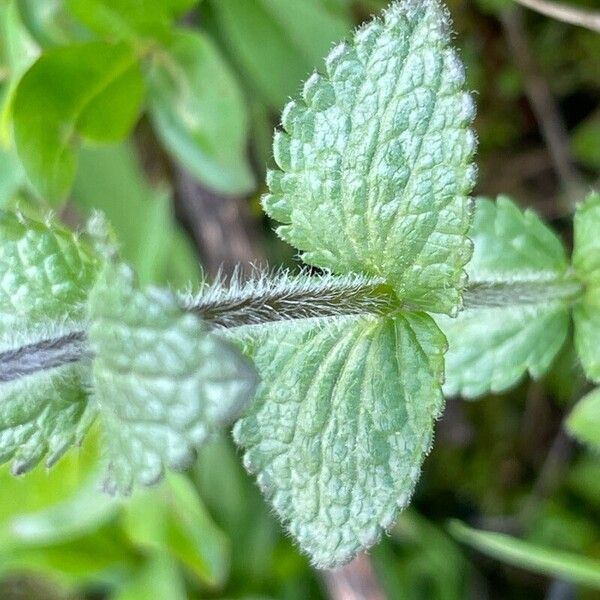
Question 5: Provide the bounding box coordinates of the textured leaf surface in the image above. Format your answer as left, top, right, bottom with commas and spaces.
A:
233, 312, 445, 568
436, 197, 571, 398
263, 0, 476, 315
13, 41, 144, 201
147, 31, 254, 195
88, 262, 257, 494
567, 388, 600, 452
573, 193, 600, 382
0, 211, 99, 472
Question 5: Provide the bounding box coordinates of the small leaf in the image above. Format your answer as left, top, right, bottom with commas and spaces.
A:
13, 41, 144, 202
233, 312, 445, 568
573, 192, 600, 382
147, 31, 254, 195
88, 261, 257, 494
567, 388, 600, 452
450, 520, 600, 590
0, 211, 100, 472
436, 197, 572, 398
204, 0, 352, 109
262, 0, 477, 315
66, 0, 198, 44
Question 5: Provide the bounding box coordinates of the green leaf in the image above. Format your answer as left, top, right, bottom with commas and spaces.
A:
573, 192, 600, 382
147, 31, 254, 195
436, 196, 571, 398
0, 211, 100, 473
262, 0, 477, 315
114, 554, 187, 600
13, 41, 144, 202
449, 520, 600, 590
567, 388, 600, 452
66, 0, 198, 44
122, 473, 229, 587
233, 312, 445, 568
88, 261, 257, 494
0, 0, 39, 145
73, 143, 201, 287
16, 0, 84, 47
204, 0, 351, 109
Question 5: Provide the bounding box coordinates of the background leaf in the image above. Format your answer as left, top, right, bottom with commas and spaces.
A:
436, 196, 572, 398
72, 142, 201, 287
567, 388, 600, 452
203, 0, 351, 109
232, 312, 445, 568
13, 41, 144, 202
66, 0, 198, 44
147, 31, 254, 195
450, 520, 600, 590
262, 0, 476, 315
122, 473, 229, 588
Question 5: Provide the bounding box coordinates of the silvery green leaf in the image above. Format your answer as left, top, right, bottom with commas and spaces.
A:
0, 211, 99, 472
88, 262, 257, 494
232, 312, 445, 568
263, 0, 477, 315
572, 192, 600, 382
436, 196, 571, 398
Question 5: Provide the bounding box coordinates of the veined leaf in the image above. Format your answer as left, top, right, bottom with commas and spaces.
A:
0, 211, 100, 472
13, 41, 144, 202
232, 312, 445, 568
263, 0, 477, 315
567, 388, 600, 452
147, 31, 254, 195
436, 197, 572, 398
88, 262, 257, 494
450, 520, 600, 590
573, 192, 600, 382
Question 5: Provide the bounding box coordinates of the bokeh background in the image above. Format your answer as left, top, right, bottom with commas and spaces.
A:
0, 0, 599, 598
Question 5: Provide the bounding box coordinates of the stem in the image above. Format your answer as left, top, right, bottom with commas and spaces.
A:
2, 274, 584, 379
0, 331, 89, 383
463, 279, 583, 309
185, 271, 396, 328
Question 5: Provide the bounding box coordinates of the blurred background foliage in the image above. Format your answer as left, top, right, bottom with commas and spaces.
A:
0, 0, 599, 598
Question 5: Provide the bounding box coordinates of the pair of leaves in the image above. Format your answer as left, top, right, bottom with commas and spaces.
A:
11, 0, 253, 201
0, 211, 256, 493
233, 0, 477, 568
435, 196, 575, 398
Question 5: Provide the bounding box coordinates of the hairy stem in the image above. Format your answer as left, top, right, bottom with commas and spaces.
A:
0, 331, 89, 383
2, 273, 584, 379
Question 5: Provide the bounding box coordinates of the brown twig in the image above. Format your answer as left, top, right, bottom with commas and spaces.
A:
514, 0, 600, 33
321, 554, 388, 600
500, 8, 584, 203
